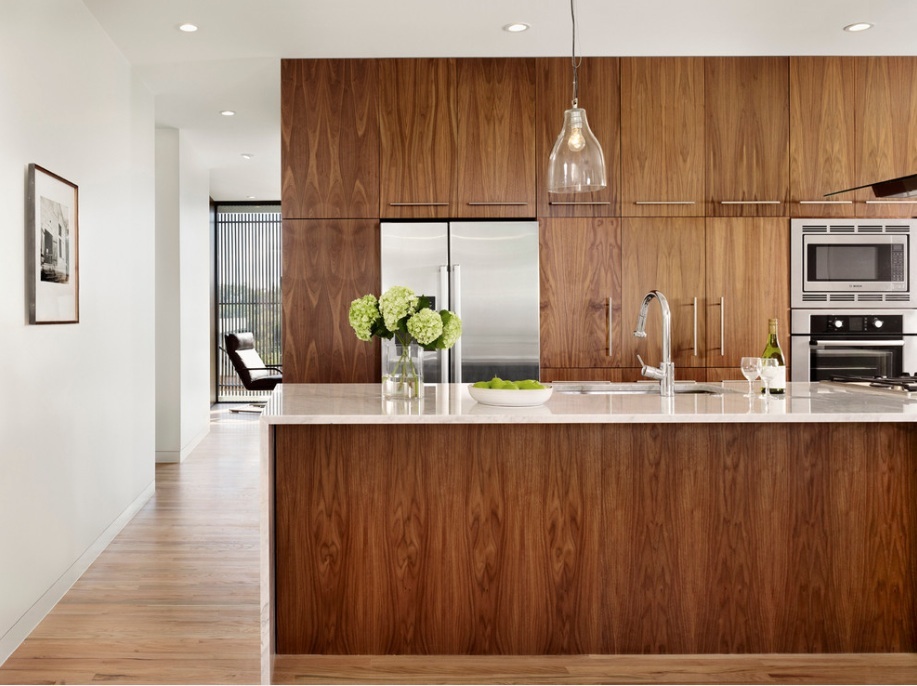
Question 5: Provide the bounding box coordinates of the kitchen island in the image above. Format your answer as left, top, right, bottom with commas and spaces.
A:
258, 382, 917, 684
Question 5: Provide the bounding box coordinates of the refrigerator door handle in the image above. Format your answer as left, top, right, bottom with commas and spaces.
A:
453, 264, 462, 385
608, 296, 613, 357
439, 265, 450, 383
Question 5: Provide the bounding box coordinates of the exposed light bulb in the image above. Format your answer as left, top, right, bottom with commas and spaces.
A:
567, 127, 585, 152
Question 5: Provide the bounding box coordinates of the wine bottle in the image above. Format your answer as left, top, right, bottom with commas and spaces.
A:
761, 318, 786, 394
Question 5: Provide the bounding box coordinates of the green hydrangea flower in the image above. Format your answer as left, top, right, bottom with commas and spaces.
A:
378, 286, 418, 333
437, 310, 462, 349
348, 294, 380, 342
406, 307, 443, 346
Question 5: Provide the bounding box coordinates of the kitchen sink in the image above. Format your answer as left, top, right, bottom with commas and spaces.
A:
551, 381, 740, 396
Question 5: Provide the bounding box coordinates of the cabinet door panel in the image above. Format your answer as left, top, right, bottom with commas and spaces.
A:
705, 57, 789, 217
281, 60, 379, 219
621, 57, 705, 217
540, 218, 622, 368
705, 218, 790, 369
789, 57, 857, 218
855, 57, 917, 219
536, 58, 620, 218
621, 218, 706, 368
282, 219, 380, 382
379, 59, 456, 218
456, 59, 536, 218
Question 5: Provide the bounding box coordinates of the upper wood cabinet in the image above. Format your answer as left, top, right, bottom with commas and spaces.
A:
536, 58, 620, 218
540, 218, 622, 368
620, 58, 705, 217
282, 219, 380, 383
855, 57, 917, 219
621, 218, 706, 369
705, 218, 790, 370
379, 59, 457, 219
705, 57, 789, 217
789, 57, 857, 218
281, 60, 379, 219
456, 59, 536, 218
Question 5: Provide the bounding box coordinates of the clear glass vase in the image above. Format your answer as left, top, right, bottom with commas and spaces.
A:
382, 335, 424, 400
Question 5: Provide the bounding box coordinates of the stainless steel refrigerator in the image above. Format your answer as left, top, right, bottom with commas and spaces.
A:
381, 221, 540, 384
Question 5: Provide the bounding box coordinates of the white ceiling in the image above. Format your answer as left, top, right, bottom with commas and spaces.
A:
81, 0, 917, 202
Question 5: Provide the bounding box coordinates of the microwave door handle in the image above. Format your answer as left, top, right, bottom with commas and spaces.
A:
810, 339, 905, 347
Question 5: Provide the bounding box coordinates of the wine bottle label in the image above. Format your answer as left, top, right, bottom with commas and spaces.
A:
769, 365, 786, 392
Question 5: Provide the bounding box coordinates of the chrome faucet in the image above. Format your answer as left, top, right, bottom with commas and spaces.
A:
633, 290, 675, 397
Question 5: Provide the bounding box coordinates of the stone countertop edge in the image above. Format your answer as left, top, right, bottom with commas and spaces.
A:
259, 382, 917, 425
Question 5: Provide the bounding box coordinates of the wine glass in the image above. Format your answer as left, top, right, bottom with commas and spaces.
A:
740, 357, 763, 397
760, 358, 780, 400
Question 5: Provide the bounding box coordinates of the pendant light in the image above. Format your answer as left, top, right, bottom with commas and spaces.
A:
547, 0, 607, 194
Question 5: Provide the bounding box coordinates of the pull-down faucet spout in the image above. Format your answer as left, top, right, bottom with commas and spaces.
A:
633, 290, 675, 396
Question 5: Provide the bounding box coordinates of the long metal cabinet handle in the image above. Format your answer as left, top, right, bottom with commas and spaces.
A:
466, 201, 529, 206
800, 200, 853, 205
635, 201, 696, 205
439, 265, 450, 384
549, 201, 612, 206
388, 202, 449, 206
453, 264, 462, 385
719, 200, 782, 205
719, 296, 725, 357
608, 297, 613, 357
866, 200, 917, 204
692, 297, 698, 357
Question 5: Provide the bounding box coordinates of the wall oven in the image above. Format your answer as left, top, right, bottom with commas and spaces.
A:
790, 309, 917, 382
791, 219, 917, 308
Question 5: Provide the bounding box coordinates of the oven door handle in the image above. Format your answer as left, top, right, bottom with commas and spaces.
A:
810, 339, 905, 347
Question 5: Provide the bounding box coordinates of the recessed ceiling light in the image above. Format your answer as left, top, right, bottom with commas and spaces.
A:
503, 22, 530, 33
178, 23, 198, 32
246, 196, 255, 200
220, 110, 236, 117
241, 153, 254, 160
843, 22, 873, 32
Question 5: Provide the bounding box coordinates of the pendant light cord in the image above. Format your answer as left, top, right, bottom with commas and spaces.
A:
570, 0, 581, 108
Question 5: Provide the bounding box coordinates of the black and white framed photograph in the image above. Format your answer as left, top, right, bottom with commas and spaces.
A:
27, 163, 79, 323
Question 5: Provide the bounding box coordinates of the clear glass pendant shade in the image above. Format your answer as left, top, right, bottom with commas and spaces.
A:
547, 107, 607, 193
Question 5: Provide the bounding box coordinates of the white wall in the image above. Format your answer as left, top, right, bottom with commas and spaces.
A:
0, 0, 156, 662
155, 129, 211, 463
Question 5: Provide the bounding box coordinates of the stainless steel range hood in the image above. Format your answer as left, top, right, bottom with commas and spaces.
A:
825, 172, 917, 198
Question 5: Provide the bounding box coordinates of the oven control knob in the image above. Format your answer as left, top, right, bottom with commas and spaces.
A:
832, 318, 844, 330
872, 318, 885, 330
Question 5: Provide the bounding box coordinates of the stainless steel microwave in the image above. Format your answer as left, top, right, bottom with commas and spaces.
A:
791, 219, 917, 309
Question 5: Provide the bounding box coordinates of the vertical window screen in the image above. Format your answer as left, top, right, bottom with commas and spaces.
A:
216, 204, 282, 402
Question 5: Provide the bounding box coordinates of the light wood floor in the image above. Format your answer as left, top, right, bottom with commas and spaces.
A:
1, 407, 915, 685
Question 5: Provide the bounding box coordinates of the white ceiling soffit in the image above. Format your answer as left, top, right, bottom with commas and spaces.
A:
82, 0, 917, 202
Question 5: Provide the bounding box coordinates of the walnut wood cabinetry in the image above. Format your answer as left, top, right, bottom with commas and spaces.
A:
379, 59, 457, 218
705, 218, 790, 370
788, 57, 857, 218
539, 218, 622, 369
280, 60, 379, 219
855, 57, 917, 219
281, 219, 379, 383
705, 57, 789, 217
536, 58, 620, 218
621, 58, 705, 217
621, 218, 706, 370
456, 59, 536, 218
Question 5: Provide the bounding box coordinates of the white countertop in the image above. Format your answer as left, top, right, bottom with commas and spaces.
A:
261, 381, 917, 424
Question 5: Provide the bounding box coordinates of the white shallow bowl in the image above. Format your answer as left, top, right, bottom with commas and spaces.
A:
468, 384, 553, 407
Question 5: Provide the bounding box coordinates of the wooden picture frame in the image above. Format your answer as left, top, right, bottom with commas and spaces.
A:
27, 164, 79, 324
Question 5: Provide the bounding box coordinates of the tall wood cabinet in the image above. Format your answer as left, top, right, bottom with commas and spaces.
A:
282, 220, 380, 383
855, 57, 917, 219
280, 59, 379, 219
705, 57, 789, 217
705, 218, 790, 376
539, 218, 622, 372
379, 59, 457, 219
789, 57, 857, 218
536, 58, 620, 218
620, 58, 705, 217
456, 59, 536, 218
